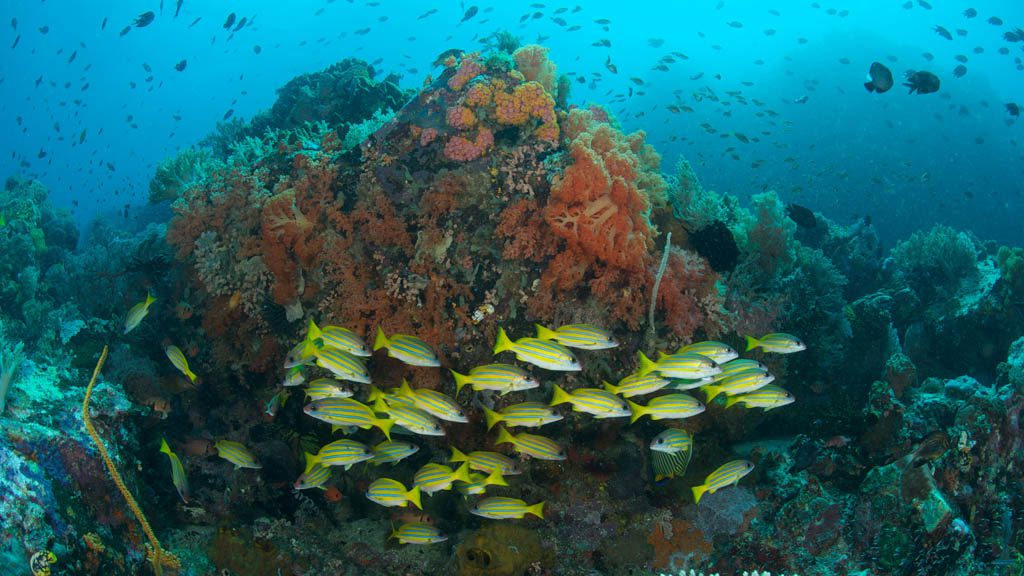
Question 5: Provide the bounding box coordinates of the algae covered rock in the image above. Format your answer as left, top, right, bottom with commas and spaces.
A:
454, 524, 550, 576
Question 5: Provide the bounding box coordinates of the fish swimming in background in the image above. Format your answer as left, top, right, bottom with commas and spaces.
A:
133, 11, 156, 27
952, 65, 967, 78
550, 384, 631, 418
534, 323, 618, 350
933, 25, 953, 40
314, 346, 370, 383
745, 333, 806, 353
470, 496, 545, 520
282, 365, 305, 387
903, 71, 940, 95
293, 463, 332, 490
159, 439, 189, 503
413, 462, 472, 494
456, 468, 508, 496
304, 439, 374, 471
449, 447, 522, 475
304, 378, 352, 401
495, 426, 566, 461
374, 327, 441, 367
460, 6, 479, 23
638, 351, 720, 379
173, 59, 187, 72
303, 397, 394, 440
702, 370, 776, 402
627, 394, 706, 423
377, 400, 444, 437
214, 439, 261, 469
691, 459, 755, 504
370, 440, 419, 465
494, 328, 580, 371
164, 344, 197, 384
450, 363, 539, 396
785, 203, 818, 228
390, 522, 447, 545
307, 320, 371, 357
1007, 103, 1021, 117
676, 341, 739, 363
723, 385, 795, 410
366, 478, 422, 509
174, 0, 184, 18
602, 373, 671, 398
482, 401, 562, 430
123, 292, 156, 334
264, 389, 289, 418
222, 12, 236, 29
711, 358, 769, 382
394, 380, 467, 422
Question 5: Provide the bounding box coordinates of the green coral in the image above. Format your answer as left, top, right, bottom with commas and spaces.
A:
0, 319, 26, 415
997, 245, 1024, 292
149, 147, 220, 203
891, 225, 979, 302
341, 108, 395, 151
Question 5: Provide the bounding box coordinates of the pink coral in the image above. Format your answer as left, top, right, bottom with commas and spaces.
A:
448, 55, 484, 91
419, 127, 438, 146
443, 128, 493, 162
446, 105, 477, 130
513, 44, 558, 95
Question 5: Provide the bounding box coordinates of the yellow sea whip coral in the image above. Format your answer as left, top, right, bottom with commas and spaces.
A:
82, 346, 179, 575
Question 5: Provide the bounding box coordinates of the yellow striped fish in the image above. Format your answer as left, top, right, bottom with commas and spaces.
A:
470, 497, 545, 520
692, 459, 755, 504
314, 346, 371, 383
638, 351, 721, 379
702, 370, 775, 402
367, 385, 415, 409
493, 327, 581, 371
650, 428, 693, 454
281, 365, 305, 387
668, 375, 717, 392
495, 426, 566, 461
374, 327, 441, 367
164, 345, 197, 384
534, 323, 618, 350
449, 446, 523, 475
306, 319, 371, 357
303, 398, 394, 440
550, 384, 630, 418
367, 478, 422, 509
413, 462, 472, 494
627, 394, 705, 424
293, 463, 332, 490
284, 339, 317, 369
745, 332, 806, 354
123, 292, 156, 334
450, 364, 540, 396
676, 341, 739, 363
710, 358, 769, 382
456, 468, 508, 496
305, 439, 374, 471
650, 429, 693, 483
390, 521, 447, 544
395, 380, 467, 423
214, 440, 261, 469
380, 401, 444, 437
723, 385, 795, 410
482, 402, 562, 431
602, 373, 671, 397
159, 439, 189, 503
304, 378, 353, 401
370, 440, 419, 465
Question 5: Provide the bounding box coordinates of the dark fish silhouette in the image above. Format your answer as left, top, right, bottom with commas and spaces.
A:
963, 8, 977, 18
119, 25, 131, 36
864, 62, 894, 93
933, 25, 952, 40
952, 64, 967, 78
101, 17, 107, 30
988, 16, 1003, 25
903, 70, 940, 94
223, 13, 236, 30
460, 6, 478, 22
134, 11, 155, 27
189, 17, 201, 27
786, 203, 817, 228
174, 59, 187, 71
232, 17, 247, 32
1007, 103, 1021, 117
175, 0, 184, 18
688, 221, 739, 273
1005, 28, 1024, 42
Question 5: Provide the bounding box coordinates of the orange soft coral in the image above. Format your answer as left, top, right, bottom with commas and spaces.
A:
512, 44, 558, 95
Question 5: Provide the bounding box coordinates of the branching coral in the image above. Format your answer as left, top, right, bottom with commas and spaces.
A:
891, 224, 980, 302
149, 147, 220, 204
82, 346, 179, 575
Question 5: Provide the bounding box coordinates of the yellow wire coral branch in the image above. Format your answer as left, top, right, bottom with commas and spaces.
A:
82, 345, 179, 575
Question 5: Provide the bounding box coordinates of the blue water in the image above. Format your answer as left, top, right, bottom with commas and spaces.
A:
2, 0, 1022, 245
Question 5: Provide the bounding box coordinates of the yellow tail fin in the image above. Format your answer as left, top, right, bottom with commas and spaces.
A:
307, 318, 323, 347
692, 483, 708, 504
374, 326, 389, 352
637, 351, 658, 376
627, 399, 645, 424
449, 445, 468, 463
376, 417, 394, 441
493, 327, 514, 355
482, 406, 502, 431
549, 383, 571, 407
452, 462, 472, 484
723, 395, 742, 408
484, 467, 507, 487
495, 426, 516, 447
303, 451, 320, 474
601, 380, 618, 394
745, 335, 760, 352
534, 323, 558, 341
159, 438, 172, 455
527, 501, 545, 519
397, 379, 415, 398
450, 369, 472, 396
703, 385, 724, 403
406, 485, 423, 510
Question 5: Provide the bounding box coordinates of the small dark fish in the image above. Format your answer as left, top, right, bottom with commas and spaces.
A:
903, 70, 940, 94
418, 8, 437, 19
175, 0, 184, 18
922, 52, 934, 61
223, 108, 234, 120
901, 1, 912, 9
593, 38, 611, 47
988, 16, 1003, 25
838, 57, 851, 65
727, 21, 743, 28
119, 25, 131, 37
101, 17, 107, 30
952, 64, 967, 78
460, 6, 478, 22
933, 25, 952, 40
1004, 28, 1024, 43
648, 38, 664, 48
354, 27, 371, 35
594, 18, 611, 25
39, 25, 49, 34
786, 203, 817, 228
793, 95, 808, 104
189, 17, 201, 27
10, 18, 15, 30
1007, 103, 1021, 117
134, 11, 155, 27
917, 0, 932, 9
174, 59, 187, 71
223, 12, 236, 29
253, 44, 261, 54
954, 54, 968, 63
67, 50, 77, 64
11, 34, 19, 49
605, 56, 617, 74
233, 17, 247, 32
864, 61, 893, 93
963, 8, 976, 18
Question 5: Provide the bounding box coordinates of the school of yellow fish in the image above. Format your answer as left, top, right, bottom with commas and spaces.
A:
131, 290, 804, 545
